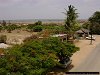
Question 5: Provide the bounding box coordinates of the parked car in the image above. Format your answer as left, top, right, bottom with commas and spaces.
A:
59, 57, 72, 69
86, 35, 96, 40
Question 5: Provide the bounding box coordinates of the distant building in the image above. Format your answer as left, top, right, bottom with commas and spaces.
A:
51, 34, 67, 42
76, 28, 90, 39
39, 34, 68, 42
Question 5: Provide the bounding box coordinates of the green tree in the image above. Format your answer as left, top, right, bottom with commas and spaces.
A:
33, 25, 42, 32
89, 11, 100, 34
63, 5, 78, 39
34, 21, 42, 25
27, 21, 43, 32
6, 24, 18, 33
0, 37, 79, 75
82, 22, 90, 29
0, 26, 3, 32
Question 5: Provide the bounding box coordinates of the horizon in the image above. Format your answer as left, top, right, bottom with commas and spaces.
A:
0, 18, 88, 21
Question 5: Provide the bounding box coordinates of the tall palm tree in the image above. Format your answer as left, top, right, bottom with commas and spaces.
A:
63, 5, 78, 40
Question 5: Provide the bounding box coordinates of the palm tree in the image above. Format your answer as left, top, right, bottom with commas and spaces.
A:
63, 5, 78, 40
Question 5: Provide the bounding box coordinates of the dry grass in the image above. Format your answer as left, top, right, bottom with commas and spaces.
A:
0, 30, 37, 44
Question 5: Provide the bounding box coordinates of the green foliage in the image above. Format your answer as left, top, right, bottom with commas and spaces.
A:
89, 11, 100, 34
42, 25, 67, 34
33, 25, 42, 32
4, 24, 19, 33
0, 35, 7, 43
64, 5, 78, 32
0, 26, 3, 32
34, 21, 42, 26
63, 5, 79, 40
0, 37, 79, 74
27, 21, 43, 32
27, 24, 34, 31
82, 22, 90, 29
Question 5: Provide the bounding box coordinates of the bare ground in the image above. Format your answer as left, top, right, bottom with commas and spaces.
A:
71, 35, 100, 68
0, 30, 37, 44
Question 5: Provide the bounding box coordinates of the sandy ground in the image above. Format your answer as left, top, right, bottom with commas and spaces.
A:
0, 30, 37, 44
71, 35, 100, 68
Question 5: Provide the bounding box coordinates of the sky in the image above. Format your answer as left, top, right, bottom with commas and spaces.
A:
0, 0, 100, 20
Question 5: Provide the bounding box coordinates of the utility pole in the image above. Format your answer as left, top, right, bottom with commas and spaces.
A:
90, 23, 93, 45
90, 30, 92, 45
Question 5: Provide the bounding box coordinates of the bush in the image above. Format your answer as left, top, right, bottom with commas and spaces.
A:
0, 37, 79, 75
0, 26, 3, 32
0, 35, 7, 43
27, 21, 42, 32
33, 25, 42, 32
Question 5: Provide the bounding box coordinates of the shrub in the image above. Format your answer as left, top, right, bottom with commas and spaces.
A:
33, 25, 42, 32
0, 37, 79, 75
0, 35, 7, 43
0, 26, 3, 32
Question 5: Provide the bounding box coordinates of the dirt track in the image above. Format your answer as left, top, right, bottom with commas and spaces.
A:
71, 35, 100, 68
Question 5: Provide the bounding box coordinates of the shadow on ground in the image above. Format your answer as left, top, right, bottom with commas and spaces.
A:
47, 65, 74, 75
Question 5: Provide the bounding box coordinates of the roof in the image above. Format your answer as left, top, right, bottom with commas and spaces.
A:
76, 28, 90, 34
51, 34, 67, 37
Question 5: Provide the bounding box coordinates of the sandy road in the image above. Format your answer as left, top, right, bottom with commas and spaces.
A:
71, 43, 100, 72
70, 35, 100, 72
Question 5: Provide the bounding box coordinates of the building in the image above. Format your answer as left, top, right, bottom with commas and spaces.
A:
51, 34, 67, 42
76, 28, 90, 39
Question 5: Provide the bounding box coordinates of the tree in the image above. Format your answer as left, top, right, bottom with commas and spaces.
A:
27, 21, 43, 32
34, 20, 42, 26
2, 20, 6, 26
6, 24, 18, 33
89, 11, 100, 34
33, 25, 42, 32
0, 37, 79, 75
0, 26, 3, 32
63, 5, 78, 39
82, 22, 90, 29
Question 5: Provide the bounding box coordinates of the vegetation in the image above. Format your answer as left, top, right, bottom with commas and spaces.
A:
33, 25, 42, 32
41, 22, 69, 35
2, 20, 6, 26
89, 11, 100, 34
82, 11, 100, 34
23, 35, 39, 42
63, 5, 79, 39
6, 24, 19, 33
0, 26, 3, 32
82, 22, 90, 29
27, 21, 43, 32
0, 37, 79, 75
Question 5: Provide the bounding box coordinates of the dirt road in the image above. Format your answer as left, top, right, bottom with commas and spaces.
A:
71, 35, 100, 72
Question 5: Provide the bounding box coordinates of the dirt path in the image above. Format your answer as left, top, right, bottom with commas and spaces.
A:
71, 35, 100, 68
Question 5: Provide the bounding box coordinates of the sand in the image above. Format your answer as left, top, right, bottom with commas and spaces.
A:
0, 30, 37, 44
71, 35, 100, 67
